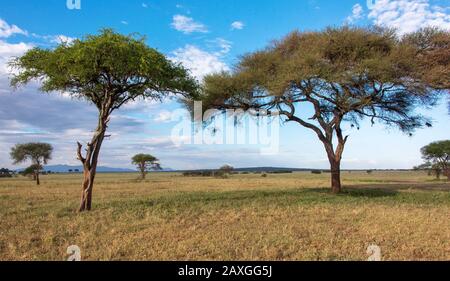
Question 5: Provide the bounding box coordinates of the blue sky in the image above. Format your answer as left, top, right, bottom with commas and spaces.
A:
0, 0, 449, 170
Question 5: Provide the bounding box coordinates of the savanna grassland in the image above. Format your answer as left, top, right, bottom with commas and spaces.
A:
0, 171, 449, 261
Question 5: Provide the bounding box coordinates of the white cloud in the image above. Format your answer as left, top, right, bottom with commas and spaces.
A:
142, 3, 148, 8
231, 21, 244, 30
0, 18, 27, 38
171, 15, 208, 34
121, 20, 129, 25
346, 4, 364, 24
208, 38, 232, 55
0, 40, 33, 75
50, 35, 76, 44
31, 33, 76, 45
154, 111, 173, 123
368, 0, 450, 35
170, 45, 230, 80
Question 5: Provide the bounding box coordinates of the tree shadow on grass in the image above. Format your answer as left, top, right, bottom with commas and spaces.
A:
98, 182, 450, 213
346, 182, 450, 192
309, 187, 399, 198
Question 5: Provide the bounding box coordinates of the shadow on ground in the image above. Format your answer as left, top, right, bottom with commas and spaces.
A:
97, 181, 450, 214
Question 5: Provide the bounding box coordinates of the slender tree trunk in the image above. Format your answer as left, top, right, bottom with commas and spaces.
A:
140, 163, 146, 180
36, 172, 40, 185
77, 112, 109, 212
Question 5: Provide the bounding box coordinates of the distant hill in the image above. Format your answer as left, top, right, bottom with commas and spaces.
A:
177, 167, 311, 173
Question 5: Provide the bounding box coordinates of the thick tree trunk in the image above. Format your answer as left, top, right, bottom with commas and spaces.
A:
330, 160, 341, 194
322, 134, 346, 194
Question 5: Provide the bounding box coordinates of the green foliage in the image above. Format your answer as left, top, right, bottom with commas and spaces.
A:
196, 26, 449, 133
10, 143, 53, 166
420, 141, 450, 178
132, 154, 161, 179
21, 164, 42, 177
10, 29, 199, 111
421, 140, 450, 161
0, 168, 13, 178
402, 27, 450, 90
132, 154, 160, 168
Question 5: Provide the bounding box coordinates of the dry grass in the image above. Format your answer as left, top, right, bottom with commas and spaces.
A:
0, 171, 449, 261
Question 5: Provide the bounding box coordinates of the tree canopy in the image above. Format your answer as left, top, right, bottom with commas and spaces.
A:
10, 143, 53, 166
10, 143, 53, 185
10, 29, 199, 110
132, 154, 161, 180
421, 140, 450, 180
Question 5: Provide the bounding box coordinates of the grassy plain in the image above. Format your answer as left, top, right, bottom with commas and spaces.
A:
0, 171, 449, 261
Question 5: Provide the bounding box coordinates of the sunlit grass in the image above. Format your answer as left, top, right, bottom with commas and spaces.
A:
0, 171, 449, 260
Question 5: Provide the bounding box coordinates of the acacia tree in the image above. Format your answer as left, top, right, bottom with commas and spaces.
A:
193, 26, 449, 193
132, 154, 161, 180
421, 140, 450, 181
219, 164, 234, 175
10, 29, 198, 211
10, 143, 53, 185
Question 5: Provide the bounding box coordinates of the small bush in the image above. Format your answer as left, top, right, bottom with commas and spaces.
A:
311, 170, 322, 174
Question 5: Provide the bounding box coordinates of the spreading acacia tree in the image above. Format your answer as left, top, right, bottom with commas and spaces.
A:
193, 26, 449, 193
10, 143, 53, 185
10, 29, 198, 211
421, 140, 450, 181
132, 154, 161, 180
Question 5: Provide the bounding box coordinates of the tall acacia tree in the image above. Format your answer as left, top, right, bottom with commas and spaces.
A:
132, 154, 161, 180
10, 143, 53, 185
193, 26, 449, 193
10, 29, 198, 211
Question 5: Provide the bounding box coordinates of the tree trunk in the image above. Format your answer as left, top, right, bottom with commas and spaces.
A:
36, 172, 40, 185
322, 134, 346, 194
330, 160, 341, 194
77, 113, 109, 212
140, 163, 146, 180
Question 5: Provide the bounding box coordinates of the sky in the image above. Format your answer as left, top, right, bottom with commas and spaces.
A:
0, 0, 449, 170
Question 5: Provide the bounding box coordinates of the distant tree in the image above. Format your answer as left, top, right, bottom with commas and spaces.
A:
0, 168, 13, 178
10, 143, 53, 185
193, 26, 449, 193
214, 165, 234, 179
10, 29, 198, 211
421, 140, 450, 181
68, 169, 73, 173
415, 162, 443, 180
21, 164, 43, 181
219, 164, 234, 174
132, 154, 161, 180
